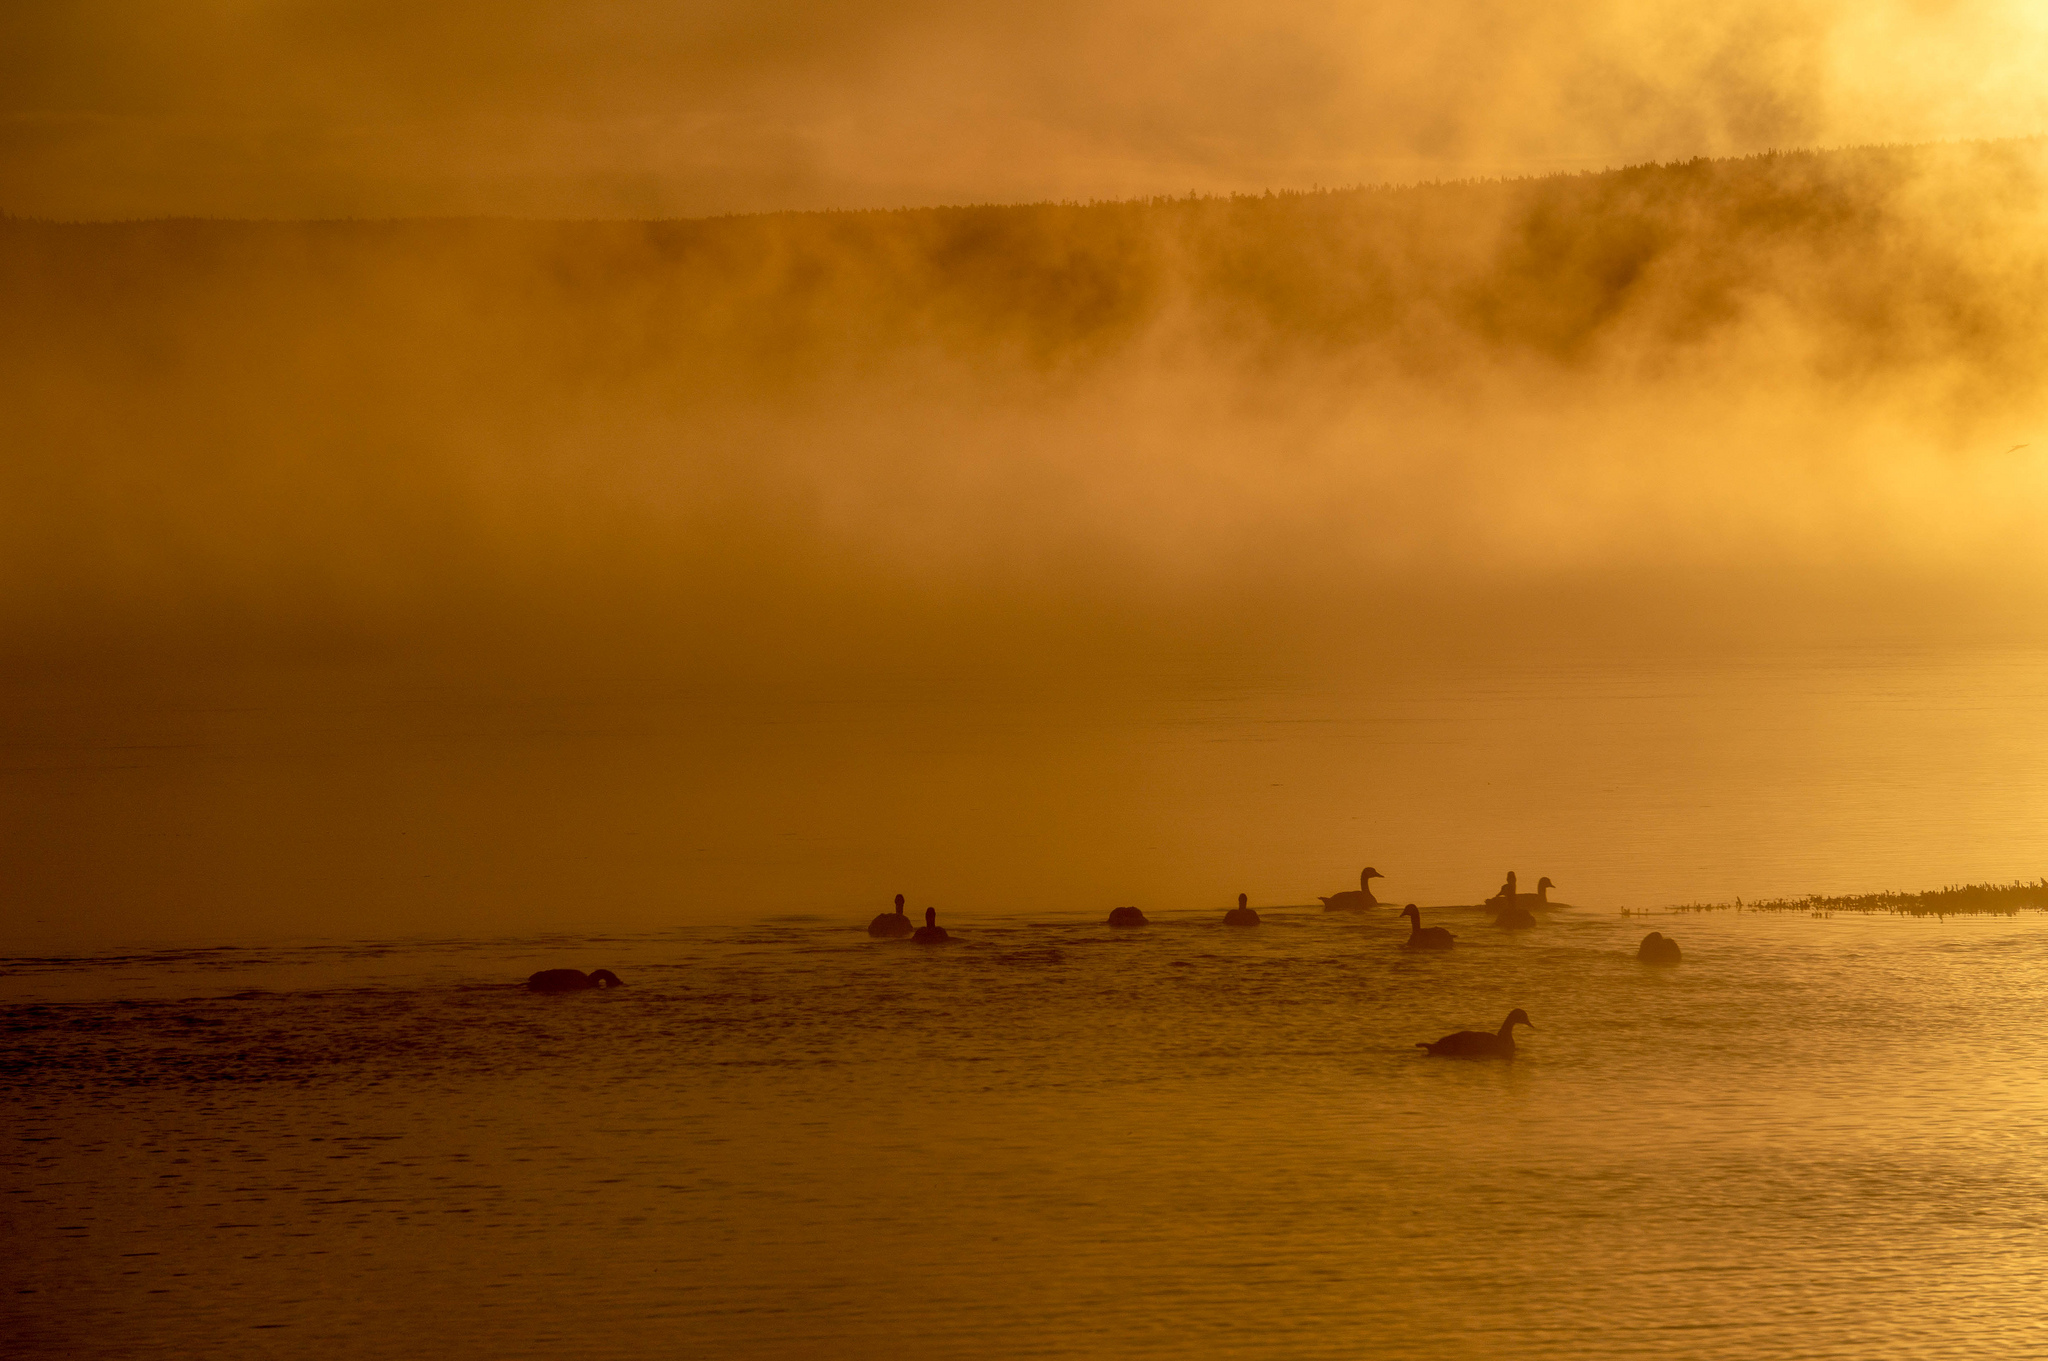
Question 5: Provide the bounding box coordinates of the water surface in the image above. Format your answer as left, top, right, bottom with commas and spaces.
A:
6, 649, 2046, 946
8, 907, 2048, 1358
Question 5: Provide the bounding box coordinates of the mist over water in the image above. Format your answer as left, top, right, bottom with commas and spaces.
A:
6, 142, 2048, 945
7, 140, 2048, 689
11, 6, 2048, 1355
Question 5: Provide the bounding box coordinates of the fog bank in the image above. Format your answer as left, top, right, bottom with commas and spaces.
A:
5, 142, 2046, 688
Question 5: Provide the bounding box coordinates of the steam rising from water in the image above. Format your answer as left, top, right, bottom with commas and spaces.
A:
4, 142, 2046, 680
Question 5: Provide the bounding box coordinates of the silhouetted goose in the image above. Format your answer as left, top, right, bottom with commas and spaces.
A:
1399, 904, 1455, 950
1417, 1009, 1532, 1058
1320, 867, 1384, 913
526, 968, 625, 993
1489, 874, 1556, 926
869, 893, 913, 938
1492, 877, 1549, 928
1494, 902, 1536, 929
1487, 870, 1534, 907
1224, 892, 1260, 927
1108, 905, 1149, 928
1637, 931, 1682, 965
912, 907, 950, 943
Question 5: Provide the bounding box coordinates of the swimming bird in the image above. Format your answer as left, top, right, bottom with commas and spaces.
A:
1399, 903, 1455, 950
869, 893, 913, 938
1494, 901, 1536, 929
1320, 867, 1384, 913
1487, 873, 1556, 923
1416, 1008, 1532, 1058
526, 968, 625, 993
1108, 905, 1149, 928
1637, 931, 1682, 964
1492, 876, 1551, 927
912, 907, 950, 943
1224, 893, 1260, 927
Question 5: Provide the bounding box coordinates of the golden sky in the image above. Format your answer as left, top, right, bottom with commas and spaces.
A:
5, 0, 2048, 219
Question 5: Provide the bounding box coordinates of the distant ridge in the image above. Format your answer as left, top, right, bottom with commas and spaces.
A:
9, 137, 2040, 374
6, 135, 2046, 673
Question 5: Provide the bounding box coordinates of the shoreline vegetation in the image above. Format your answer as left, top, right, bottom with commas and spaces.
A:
1663, 879, 2048, 917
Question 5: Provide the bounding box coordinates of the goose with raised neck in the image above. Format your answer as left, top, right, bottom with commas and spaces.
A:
1399, 903, 1456, 950
1417, 1009, 1532, 1058
868, 893, 914, 938
1320, 867, 1384, 913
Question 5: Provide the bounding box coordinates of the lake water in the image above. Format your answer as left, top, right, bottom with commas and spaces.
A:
7, 906, 2048, 1359
5, 649, 2047, 946
5, 648, 2048, 1357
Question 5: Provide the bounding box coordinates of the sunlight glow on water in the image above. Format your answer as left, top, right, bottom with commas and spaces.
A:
8, 908, 2048, 1359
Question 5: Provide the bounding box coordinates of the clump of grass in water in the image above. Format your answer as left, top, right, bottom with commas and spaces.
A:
1668, 879, 2048, 918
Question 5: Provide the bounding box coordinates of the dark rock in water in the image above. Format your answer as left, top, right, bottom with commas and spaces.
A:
1108, 905, 1149, 928
1637, 931, 1682, 965
1224, 893, 1260, 927
870, 895, 913, 937
1494, 904, 1536, 929
527, 968, 625, 993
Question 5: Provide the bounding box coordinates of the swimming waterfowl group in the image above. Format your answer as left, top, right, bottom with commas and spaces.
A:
520, 861, 1701, 1076
809, 865, 1689, 1065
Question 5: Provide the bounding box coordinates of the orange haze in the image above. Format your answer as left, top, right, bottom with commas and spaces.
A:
5, 1, 2048, 218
